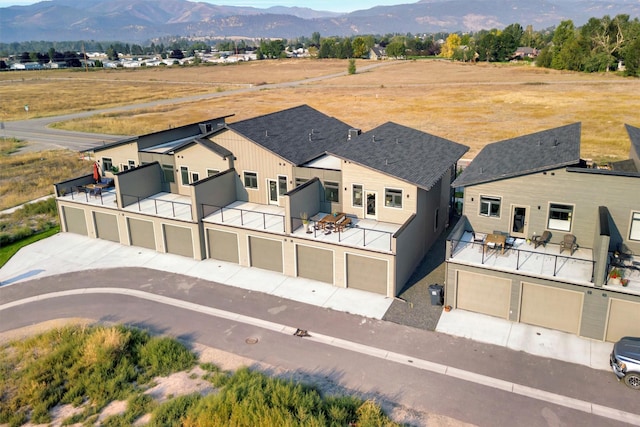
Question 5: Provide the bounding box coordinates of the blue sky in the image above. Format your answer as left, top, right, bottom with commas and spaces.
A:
0, 0, 412, 13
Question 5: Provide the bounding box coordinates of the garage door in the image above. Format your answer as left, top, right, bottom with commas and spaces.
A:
62, 206, 87, 236
296, 245, 333, 284
456, 270, 510, 319
207, 229, 239, 264
346, 254, 387, 295
606, 299, 640, 342
520, 282, 583, 334
163, 224, 194, 258
128, 218, 156, 250
94, 212, 119, 242
249, 236, 283, 273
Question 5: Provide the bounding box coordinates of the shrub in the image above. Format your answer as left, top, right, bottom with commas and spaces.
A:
138, 337, 196, 380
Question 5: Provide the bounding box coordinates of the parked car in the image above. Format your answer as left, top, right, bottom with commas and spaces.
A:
610, 336, 640, 390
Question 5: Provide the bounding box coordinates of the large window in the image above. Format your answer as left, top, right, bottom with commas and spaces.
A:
385, 188, 402, 208
191, 172, 200, 183
162, 164, 175, 183
207, 169, 219, 177
295, 178, 308, 187
352, 184, 363, 207
479, 196, 501, 218
548, 203, 574, 231
102, 157, 113, 172
180, 166, 189, 186
630, 212, 640, 241
244, 171, 258, 189
324, 181, 339, 202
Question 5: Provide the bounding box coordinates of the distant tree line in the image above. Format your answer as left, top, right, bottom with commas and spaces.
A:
439, 14, 640, 76
1, 13, 638, 76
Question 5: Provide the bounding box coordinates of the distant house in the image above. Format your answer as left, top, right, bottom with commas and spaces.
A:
512, 47, 539, 60
369, 46, 387, 60
10, 62, 42, 70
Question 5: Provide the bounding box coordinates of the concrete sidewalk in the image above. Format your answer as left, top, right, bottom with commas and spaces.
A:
0, 233, 613, 371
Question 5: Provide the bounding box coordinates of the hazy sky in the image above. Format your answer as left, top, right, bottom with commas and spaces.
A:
0, 0, 413, 13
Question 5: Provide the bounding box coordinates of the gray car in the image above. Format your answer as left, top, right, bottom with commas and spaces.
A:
610, 336, 640, 390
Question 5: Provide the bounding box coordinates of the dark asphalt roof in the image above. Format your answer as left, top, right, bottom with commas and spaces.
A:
329, 122, 469, 191
452, 123, 582, 187
227, 105, 353, 165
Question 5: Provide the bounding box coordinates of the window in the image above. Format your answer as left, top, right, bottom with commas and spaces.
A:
352, 184, 363, 207
162, 164, 175, 183
548, 203, 573, 231
278, 176, 288, 196
295, 178, 308, 187
207, 169, 219, 177
324, 181, 339, 202
434, 208, 440, 232
102, 157, 113, 172
180, 166, 189, 186
385, 188, 402, 208
244, 171, 258, 189
629, 212, 640, 241
121, 160, 135, 171
191, 172, 199, 183
479, 196, 501, 218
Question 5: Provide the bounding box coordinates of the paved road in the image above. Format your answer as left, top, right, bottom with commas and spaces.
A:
2, 61, 396, 153
1, 268, 638, 426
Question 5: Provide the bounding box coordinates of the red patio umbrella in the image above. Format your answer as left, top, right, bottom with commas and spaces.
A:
93, 162, 100, 183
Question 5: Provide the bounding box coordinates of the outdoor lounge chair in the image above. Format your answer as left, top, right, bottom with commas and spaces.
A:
560, 233, 578, 255
532, 231, 551, 248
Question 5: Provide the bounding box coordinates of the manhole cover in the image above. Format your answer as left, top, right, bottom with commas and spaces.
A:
245, 337, 259, 344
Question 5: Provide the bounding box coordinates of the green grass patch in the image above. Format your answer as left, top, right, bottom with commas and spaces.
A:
0, 324, 196, 426
1, 325, 400, 426
0, 225, 59, 267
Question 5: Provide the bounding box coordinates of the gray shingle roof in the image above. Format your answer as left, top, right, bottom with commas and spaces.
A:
626, 123, 640, 159
227, 105, 353, 165
452, 123, 582, 188
328, 122, 469, 190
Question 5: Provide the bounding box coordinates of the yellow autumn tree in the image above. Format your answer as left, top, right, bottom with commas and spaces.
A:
440, 33, 461, 58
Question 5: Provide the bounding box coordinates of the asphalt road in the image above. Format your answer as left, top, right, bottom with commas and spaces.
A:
1, 268, 638, 426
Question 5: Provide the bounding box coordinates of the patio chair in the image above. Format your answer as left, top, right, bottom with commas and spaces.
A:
560, 234, 578, 255
532, 230, 551, 248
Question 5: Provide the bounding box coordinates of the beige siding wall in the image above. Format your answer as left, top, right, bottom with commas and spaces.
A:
341, 161, 417, 224
95, 142, 138, 177
463, 168, 640, 252
210, 130, 293, 205
175, 144, 230, 196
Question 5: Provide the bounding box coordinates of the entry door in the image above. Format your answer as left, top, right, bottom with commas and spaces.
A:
365, 191, 377, 219
267, 179, 278, 205
510, 205, 529, 238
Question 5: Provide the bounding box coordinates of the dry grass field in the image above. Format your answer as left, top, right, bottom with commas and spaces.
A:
3, 59, 640, 162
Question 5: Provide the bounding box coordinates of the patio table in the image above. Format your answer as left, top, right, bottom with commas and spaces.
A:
485, 233, 507, 254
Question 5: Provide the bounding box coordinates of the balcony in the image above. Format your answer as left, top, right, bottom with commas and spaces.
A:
291, 213, 398, 253
58, 186, 117, 208
449, 231, 595, 285
202, 201, 286, 233
122, 192, 193, 221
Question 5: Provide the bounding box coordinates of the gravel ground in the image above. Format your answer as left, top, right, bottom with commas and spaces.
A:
382, 216, 458, 330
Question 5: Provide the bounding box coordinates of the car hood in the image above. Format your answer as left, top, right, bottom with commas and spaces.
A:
614, 337, 640, 361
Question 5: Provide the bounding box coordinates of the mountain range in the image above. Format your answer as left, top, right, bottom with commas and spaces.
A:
1, 0, 639, 43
